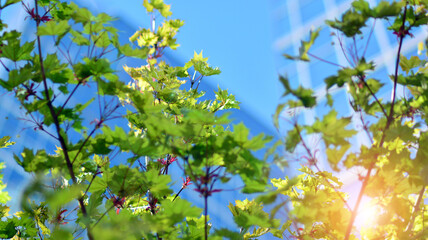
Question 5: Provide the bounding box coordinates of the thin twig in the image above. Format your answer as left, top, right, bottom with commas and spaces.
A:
294, 123, 352, 211
405, 185, 426, 233
359, 111, 374, 145
337, 31, 354, 67
204, 183, 209, 240
308, 52, 345, 68
58, 42, 74, 66
388, 6, 408, 126
92, 205, 115, 228
359, 76, 388, 118
72, 124, 99, 164
83, 168, 101, 197
362, 19, 376, 58
353, 37, 359, 63
0, 59, 10, 72
57, 81, 82, 117
172, 187, 184, 202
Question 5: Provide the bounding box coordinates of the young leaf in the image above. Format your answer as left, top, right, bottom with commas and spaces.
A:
0, 136, 14, 148
371, 1, 404, 19
0, 39, 35, 62
283, 28, 320, 61
279, 75, 316, 108
37, 20, 71, 36
326, 10, 367, 37
400, 55, 422, 74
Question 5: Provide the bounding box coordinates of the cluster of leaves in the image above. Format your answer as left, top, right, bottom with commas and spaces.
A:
0, 0, 285, 239
3, 0, 427, 239
268, 0, 428, 239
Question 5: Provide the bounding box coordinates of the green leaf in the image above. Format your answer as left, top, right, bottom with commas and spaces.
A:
371, 1, 404, 19
143, 0, 171, 17
326, 10, 367, 37
229, 199, 278, 229
145, 169, 172, 198
244, 133, 271, 150
47, 185, 85, 210
213, 87, 240, 110
14, 148, 63, 172
384, 123, 415, 142
0, 65, 33, 90
137, 29, 158, 47
326, 144, 350, 171
400, 55, 422, 74
326, 93, 334, 107
58, 85, 69, 94
325, 73, 349, 90
143, 0, 154, 12
96, 12, 114, 23
307, 110, 357, 146
0, 39, 34, 62
273, 103, 286, 129
214, 228, 243, 240
50, 229, 73, 240
118, 44, 149, 59
70, 29, 90, 45
161, 198, 201, 224
352, 0, 371, 17
87, 190, 104, 216
0, 220, 17, 238
37, 20, 71, 36
279, 75, 316, 108
241, 177, 267, 194
366, 78, 384, 94
104, 165, 148, 196
0, 136, 14, 149
193, 61, 221, 76
283, 27, 320, 61
285, 128, 300, 152
89, 177, 108, 193
75, 98, 95, 112
233, 123, 249, 144
71, 6, 94, 23
192, 50, 208, 62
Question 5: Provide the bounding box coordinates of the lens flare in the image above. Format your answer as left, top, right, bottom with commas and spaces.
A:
354, 200, 380, 229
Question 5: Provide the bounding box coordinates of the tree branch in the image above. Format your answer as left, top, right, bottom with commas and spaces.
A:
308, 52, 345, 68
294, 123, 352, 211
359, 75, 388, 118
405, 185, 426, 233
34, 1, 93, 239
344, 5, 408, 240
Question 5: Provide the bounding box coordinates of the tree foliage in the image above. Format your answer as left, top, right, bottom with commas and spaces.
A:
1, 0, 427, 240
270, 0, 428, 239
0, 0, 274, 239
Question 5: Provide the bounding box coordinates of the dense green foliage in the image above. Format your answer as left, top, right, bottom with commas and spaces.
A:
271, 0, 428, 239
0, 0, 427, 239
0, 0, 273, 239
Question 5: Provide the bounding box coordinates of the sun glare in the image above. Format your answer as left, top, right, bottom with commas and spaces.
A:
354, 200, 381, 229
